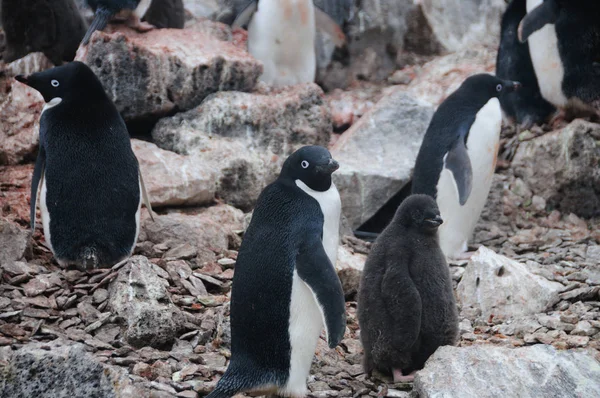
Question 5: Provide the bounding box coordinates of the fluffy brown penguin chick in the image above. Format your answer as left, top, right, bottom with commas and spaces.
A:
357, 194, 458, 383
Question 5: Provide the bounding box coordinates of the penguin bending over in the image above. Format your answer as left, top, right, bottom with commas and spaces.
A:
358, 194, 458, 382
412, 74, 521, 259
519, 0, 600, 115
232, 0, 347, 87
1, 0, 87, 64
207, 146, 346, 398
16, 62, 153, 270
82, 0, 155, 45
496, 0, 556, 128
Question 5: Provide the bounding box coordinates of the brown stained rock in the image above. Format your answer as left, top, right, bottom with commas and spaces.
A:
0, 82, 43, 165
151, 83, 332, 210
77, 25, 262, 121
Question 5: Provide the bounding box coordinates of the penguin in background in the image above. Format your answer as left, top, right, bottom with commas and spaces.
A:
207, 146, 346, 398
358, 194, 458, 383
1, 0, 87, 65
82, 0, 155, 45
232, 0, 347, 87
142, 0, 184, 29
412, 74, 521, 260
496, 0, 556, 129
15, 62, 153, 270
519, 0, 600, 115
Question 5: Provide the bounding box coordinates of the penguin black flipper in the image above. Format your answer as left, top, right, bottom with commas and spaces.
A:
232, 0, 257, 29
82, 6, 114, 45
296, 233, 346, 348
314, 3, 347, 47
518, 0, 559, 43
444, 126, 473, 206
30, 146, 46, 231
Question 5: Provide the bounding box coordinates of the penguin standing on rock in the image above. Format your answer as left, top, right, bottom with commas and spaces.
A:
519, 0, 600, 115
496, 0, 556, 128
82, 0, 155, 45
412, 74, 521, 259
1, 0, 87, 64
207, 146, 346, 398
358, 194, 458, 382
232, 0, 347, 87
16, 62, 153, 270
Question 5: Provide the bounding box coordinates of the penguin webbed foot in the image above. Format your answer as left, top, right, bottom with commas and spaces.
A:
392, 369, 416, 383
128, 16, 156, 33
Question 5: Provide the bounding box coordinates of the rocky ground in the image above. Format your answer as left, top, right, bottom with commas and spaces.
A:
1, 1, 600, 397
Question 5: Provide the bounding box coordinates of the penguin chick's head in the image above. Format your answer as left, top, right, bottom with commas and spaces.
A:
15, 61, 107, 105
462, 73, 522, 100
397, 194, 443, 232
280, 145, 339, 192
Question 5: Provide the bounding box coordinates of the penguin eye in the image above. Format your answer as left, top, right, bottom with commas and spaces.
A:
51, 80, 60, 88
496, 84, 502, 92
301, 160, 309, 169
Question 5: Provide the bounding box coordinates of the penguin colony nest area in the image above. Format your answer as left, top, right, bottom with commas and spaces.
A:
1, 1, 600, 397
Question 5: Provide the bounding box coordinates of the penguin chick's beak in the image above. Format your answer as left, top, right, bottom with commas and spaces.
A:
425, 215, 443, 227
317, 159, 340, 174
14, 75, 30, 86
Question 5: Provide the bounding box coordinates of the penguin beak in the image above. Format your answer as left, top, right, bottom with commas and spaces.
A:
425, 215, 443, 227
15, 75, 30, 86
317, 158, 340, 174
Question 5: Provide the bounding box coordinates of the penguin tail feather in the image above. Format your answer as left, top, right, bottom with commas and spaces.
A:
82, 7, 114, 45
205, 367, 259, 398
80, 246, 99, 270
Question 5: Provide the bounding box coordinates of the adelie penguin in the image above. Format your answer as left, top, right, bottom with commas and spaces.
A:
207, 146, 346, 398
15, 62, 153, 270
519, 0, 600, 115
82, 0, 156, 45
232, 0, 347, 87
496, 0, 556, 129
1, 0, 87, 64
412, 74, 521, 259
358, 194, 458, 382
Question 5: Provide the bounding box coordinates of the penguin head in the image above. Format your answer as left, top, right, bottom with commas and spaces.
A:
280, 145, 339, 192
15, 61, 108, 107
461, 74, 522, 100
397, 194, 443, 233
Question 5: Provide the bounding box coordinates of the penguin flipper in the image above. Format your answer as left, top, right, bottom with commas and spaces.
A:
232, 0, 257, 29
444, 132, 473, 206
82, 6, 114, 45
138, 169, 154, 221
314, 6, 347, 47
518, 0, 559, 43
30, 146, 46, 231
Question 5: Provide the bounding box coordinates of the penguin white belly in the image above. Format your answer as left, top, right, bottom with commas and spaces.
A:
131, 179, 143, 256
437, 99, 501, 259
526, 0, 568, 108
284, 181, 341, 395
135, 0, 152, 19
40, 175, 54, 254
248, 0, 316, 87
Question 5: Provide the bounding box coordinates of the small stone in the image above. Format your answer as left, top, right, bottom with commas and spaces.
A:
92, 289, 109, 304
571, 321, 599, 337
560, 313, 579, 324
176, 391, 198, 398
166, 260, 194, 281
459, 319, 474, 334
133, 362, 153, 379
164, 243, 198, 260
217, 258, 236, 268
199, 352, 226, 368
566, 335, 589, 348
531, 195, 546, 212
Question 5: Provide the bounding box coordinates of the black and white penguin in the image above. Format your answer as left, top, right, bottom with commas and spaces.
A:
142, 0, 184, 29
15, 62, 153, 270
412, 74, 521, 259
496, 0, 556, 128
1, 0, 87, 65
232, 0, 346, 87
519, 0, 600, 114
207, 146, 346, 398
82, 0, 154, 45
358, 194, 458, 382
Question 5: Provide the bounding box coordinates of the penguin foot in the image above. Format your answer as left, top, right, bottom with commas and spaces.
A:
392, 369, 415, 383
452, 251, 476, 261
133, 21, 156, 32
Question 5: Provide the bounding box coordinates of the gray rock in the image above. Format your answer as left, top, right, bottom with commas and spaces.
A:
76, 24, 261, 121
420, 0, 506, 53
152, 84, 331, 210
0, 339, 146, 397
108, 256, 186, 349
513, 120, 600, 218
0, 218, 30, 266
414, 345, 600, 398
457, 247, 564, 320
331, 89, 434, 228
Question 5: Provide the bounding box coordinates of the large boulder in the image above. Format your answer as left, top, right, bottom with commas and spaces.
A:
76, 24, 262, 121
512, 120, 600, 218
331, 89, 434, 228
457, 247, 564, 320
151, 83, 332, 210
108, 256, 186, 349
414, 345, 600, 398
0, 339, 146, 397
